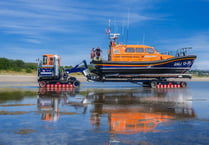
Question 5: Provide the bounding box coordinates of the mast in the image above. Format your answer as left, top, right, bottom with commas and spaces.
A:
106, 20, 120, 61
107, 20, 120, 43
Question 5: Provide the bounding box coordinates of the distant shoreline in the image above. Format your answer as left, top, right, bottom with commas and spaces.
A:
0, 75, 209, 88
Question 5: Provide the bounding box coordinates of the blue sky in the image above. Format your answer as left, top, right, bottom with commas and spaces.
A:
0, 0, 209, 70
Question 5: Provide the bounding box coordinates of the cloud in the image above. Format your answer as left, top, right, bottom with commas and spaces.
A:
22, 39, 42, 44
0, 0, 169, 66
0, 0, 164, 44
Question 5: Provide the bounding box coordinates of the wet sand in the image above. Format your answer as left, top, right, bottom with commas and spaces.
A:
0, 75, 87, 88
0, 75, 208, 88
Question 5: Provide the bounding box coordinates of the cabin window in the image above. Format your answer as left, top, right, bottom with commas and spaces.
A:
137, 123, 144, 127
126, 48, 135, 53
126, 124, 135, 128
114, 49, 120, 54
49, 57, 54, 65
145, 122, 155, 127
136, 48, 144, 53
146, 48, 154, 54
43, 56, 47, 65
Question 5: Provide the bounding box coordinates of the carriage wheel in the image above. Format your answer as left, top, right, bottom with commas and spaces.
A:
39, 81, 46, 88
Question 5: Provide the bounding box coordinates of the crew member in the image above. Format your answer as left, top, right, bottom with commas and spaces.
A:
91, 48, 95, 59
95, 47, 102, 60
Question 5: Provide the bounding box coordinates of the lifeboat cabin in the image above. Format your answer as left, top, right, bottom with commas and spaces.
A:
108, 41, 173, 62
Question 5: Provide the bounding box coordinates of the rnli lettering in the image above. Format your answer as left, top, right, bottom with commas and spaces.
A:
183, 61, 192, 65
174, 61, 192, 66
40, 72, 53, 75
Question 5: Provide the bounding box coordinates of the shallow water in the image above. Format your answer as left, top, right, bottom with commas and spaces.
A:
0, 82, 209, 145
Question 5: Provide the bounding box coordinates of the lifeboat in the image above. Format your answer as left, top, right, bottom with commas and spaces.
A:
90, 24, 196, 79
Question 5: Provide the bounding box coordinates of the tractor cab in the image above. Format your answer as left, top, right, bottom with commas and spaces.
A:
38, 54, 61, 81
37, 53, 91, 88
42, 54, 60, 66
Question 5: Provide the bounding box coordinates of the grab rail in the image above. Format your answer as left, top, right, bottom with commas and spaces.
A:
161, 47, 192, 57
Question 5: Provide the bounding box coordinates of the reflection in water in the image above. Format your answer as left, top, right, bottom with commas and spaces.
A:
0, 86, 202, 144
37, 88, 80, 121
37, 88, 196, 132
36, 88, 196, 145
0, 90, 36, 103
87, 88, 195, 135
85, 88, 196, 144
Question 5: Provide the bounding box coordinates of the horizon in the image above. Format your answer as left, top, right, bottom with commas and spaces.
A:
1, 0, 209, 70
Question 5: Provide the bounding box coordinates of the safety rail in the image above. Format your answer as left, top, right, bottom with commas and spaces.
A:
161, 47, 192, 57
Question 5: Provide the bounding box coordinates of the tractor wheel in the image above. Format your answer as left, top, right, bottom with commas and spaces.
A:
39, 88, 46, 94
180, 82, 187, 88
39, 81, 46, 88
73, 80, 80, 88
68, 77, 76, 83
150, 81, 158, 88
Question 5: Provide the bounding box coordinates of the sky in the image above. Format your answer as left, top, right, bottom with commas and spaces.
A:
0, 0, 209, 70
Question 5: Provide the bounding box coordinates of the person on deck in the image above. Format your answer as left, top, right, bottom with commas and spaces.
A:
91, 48, 95, 59
95, 47, 102, 60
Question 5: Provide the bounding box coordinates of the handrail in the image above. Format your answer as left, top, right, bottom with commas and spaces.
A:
160, 47, 192, 57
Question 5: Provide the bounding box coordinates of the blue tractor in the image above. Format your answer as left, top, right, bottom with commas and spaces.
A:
37, 54, 90, 88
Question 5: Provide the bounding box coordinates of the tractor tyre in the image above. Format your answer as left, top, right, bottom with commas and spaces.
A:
150, 81, 158, 88
68, 77, 76, 83
39, 81, 46, 88
180, 82, 187, 88
73, 80, 80, 88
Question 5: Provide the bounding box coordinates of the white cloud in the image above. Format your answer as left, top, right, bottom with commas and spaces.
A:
22, 39, 42, 44
0, 0, 164, 44
0, 0, 170, 66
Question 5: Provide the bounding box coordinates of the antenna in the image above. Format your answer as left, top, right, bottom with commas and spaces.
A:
107, 19, 120, 42
126, 9, 130, 44
142, 33, 145, 45
106, 19, 111, 37
108, 19, 111, 33
121, 23, 124, 44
